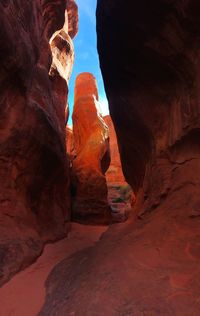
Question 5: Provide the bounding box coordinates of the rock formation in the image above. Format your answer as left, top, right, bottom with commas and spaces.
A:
66, 125, 75, 162
98, 0, 200, 185
104, 115, 125, 184
37, 1, 200, 314
1, 1, 200, 314
104, 115, 133, 222
93, 0, 200, 312
0, 0, 78, 286
97, 0, 200, 211
71, 72, 111, 224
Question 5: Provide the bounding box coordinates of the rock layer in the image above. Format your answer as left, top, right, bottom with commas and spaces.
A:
0, 0, 78, 286
71, 73, 111, 224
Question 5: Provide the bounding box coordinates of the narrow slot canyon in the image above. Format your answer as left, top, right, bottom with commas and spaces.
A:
0, 1, 200, 315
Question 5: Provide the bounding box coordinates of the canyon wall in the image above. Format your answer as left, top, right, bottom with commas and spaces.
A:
71, 73, 111, 224
31, 2, 200, 314
0, 0, 78, 286
93, 0, 200, 313
97, 0, 200, 213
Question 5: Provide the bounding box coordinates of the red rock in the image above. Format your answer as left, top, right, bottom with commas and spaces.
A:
104, 115, 134, 221
2, 1, 200, 315
35, 1, 200, 314
57, 0, 200, 313
97, 0, 200, 194
16, 2, 200, 314
66, 0, 79, 39
66, 125, 75, 162
104, 115, 125, 183
71, 72, 111, 224
49, 1, 78, 83
0, 0, 78, 286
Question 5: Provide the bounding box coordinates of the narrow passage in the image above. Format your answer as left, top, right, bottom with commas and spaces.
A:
0, 224, 107, 316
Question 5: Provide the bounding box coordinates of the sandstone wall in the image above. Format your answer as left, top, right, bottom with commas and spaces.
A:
32, 3, 200, 314
97, 0, 200, 212
95, 1, 200, 312
0, 0, 78, 285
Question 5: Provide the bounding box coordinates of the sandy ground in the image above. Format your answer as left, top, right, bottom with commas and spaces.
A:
0, 223, 107, 316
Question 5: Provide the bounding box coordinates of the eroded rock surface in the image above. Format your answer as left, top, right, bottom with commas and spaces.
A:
97, 0, 200, 195
66, 125, 75, 162
71, 73, 111, 224
104, 115, 125, 183
37, 1, 200, 315
0, 0, 78, 286
104, 115, 133, 222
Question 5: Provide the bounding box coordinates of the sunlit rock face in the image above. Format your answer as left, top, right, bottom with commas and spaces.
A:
104, 115, 125, 184
0, 0, 78, 286
66, 126, 75, 162
95, 0, 200, 313
104, 115, 134, 222
71, 72, 111, 224
49, 0, 78, 84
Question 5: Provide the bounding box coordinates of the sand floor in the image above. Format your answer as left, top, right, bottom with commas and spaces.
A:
0, 223, 107, 316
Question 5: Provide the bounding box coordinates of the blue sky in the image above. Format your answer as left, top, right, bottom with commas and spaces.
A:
68, 0, 109, 125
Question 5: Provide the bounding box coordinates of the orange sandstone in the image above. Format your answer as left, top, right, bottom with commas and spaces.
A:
71, 73, 111, 224
104, 115, 125, 183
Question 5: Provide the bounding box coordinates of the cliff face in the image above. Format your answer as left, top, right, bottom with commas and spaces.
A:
71, 73, 111, 224
0, 0, 78, 286
22, 2, 200, 314
97, 0, 200, 212
66, 0, 200, 312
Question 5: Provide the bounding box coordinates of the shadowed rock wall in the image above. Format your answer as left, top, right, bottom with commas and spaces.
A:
0, 0, 78, 286
97, 0, 200, 212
